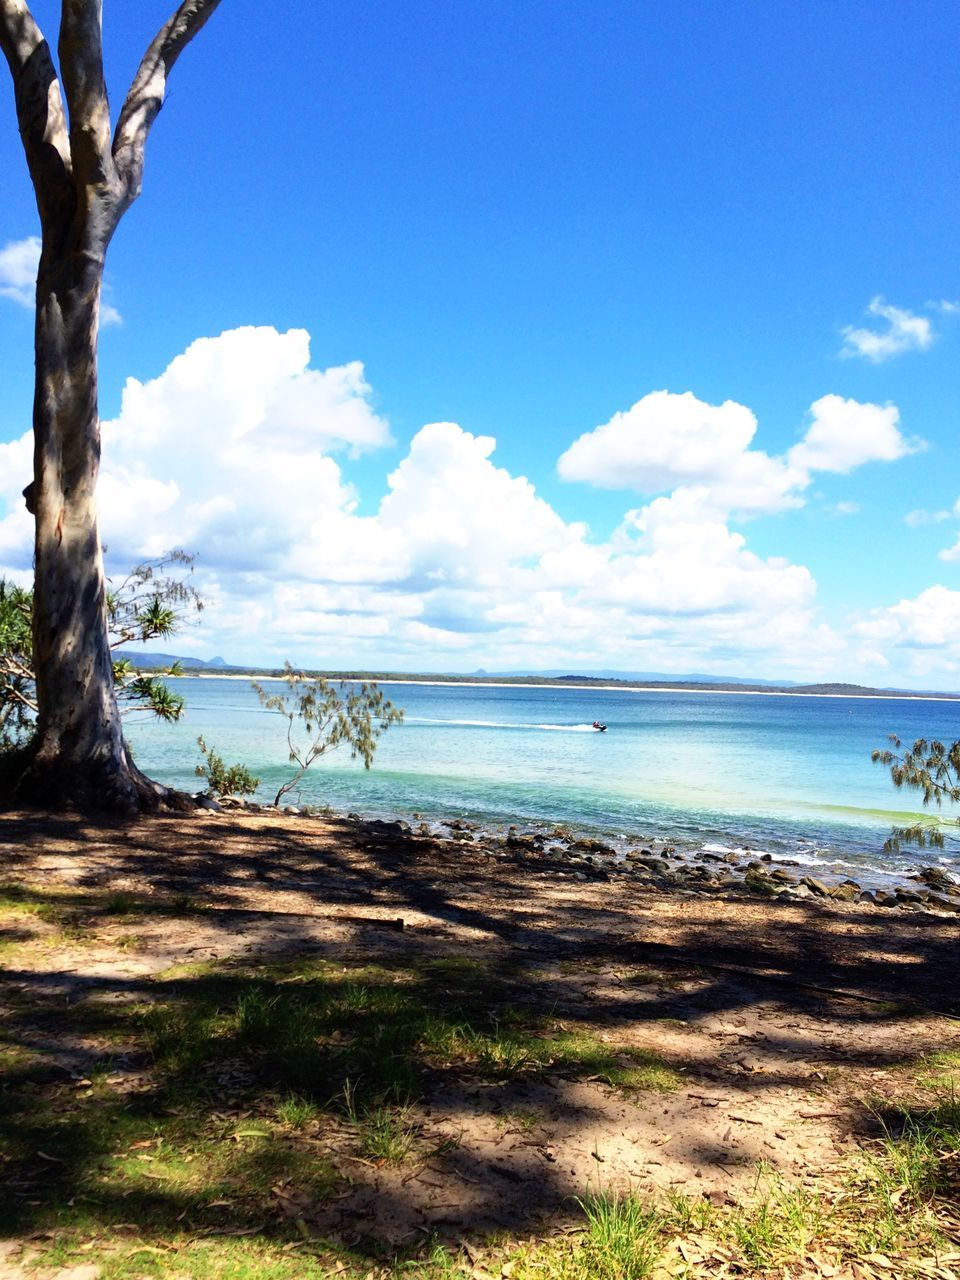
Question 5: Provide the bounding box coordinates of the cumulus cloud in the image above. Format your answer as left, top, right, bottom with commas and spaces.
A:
0, 326, 927, 680
557, 391, 811, 516
840, 297, 933, 362
0, 236, 40, 308
786, 395, 918, 474
556, 389, 915, 519
852, 587, 960, 676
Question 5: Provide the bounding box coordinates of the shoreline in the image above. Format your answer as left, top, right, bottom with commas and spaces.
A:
168, 670, 960, 701
162, 671, 960, 702
201, 795, 960, 917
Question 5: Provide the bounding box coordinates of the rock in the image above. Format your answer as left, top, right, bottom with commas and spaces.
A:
194, 794, 221, 811
873, 890, 898, 907
506, 833, 541, 852
569, 837, 615, 856
743, 870, 777, 895
631, 856, 670, 874
829, 883, 859, 902
895, 888, 925, 904
914, 866, 959, 893
856, 890, 877, 906
927, 894, 960, 914
800, 876, 831, 897
769, 869, 795, 883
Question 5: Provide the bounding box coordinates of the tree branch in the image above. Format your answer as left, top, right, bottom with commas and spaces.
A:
58, 0, 114, 188
112, 0, 223, 205
0, 0, 73, 226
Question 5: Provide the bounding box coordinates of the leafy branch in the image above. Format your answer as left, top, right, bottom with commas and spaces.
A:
1, 549, 203, 749
253, 662, 404, 807
872, 735, 960, 851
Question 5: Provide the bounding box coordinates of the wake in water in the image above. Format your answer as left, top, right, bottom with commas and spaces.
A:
407, 717, 601, 733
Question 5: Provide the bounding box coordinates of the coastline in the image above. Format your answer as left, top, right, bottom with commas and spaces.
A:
197, 795, 960, 917
166, 670, 960, 702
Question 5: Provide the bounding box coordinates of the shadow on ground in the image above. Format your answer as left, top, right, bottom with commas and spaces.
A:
0, 810, 957, 1264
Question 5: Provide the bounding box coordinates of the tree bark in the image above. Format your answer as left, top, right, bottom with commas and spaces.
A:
1, 0, 223, 813
14, 229, 173, 811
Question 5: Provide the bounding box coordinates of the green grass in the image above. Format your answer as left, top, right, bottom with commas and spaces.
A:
856, 1092, 960, 1253
2, 883, 956, 1279
916, 1048, 960, 1090
274, 1092, 321, 1129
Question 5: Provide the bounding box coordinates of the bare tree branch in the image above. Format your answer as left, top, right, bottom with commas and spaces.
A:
0, 0, 73, 226
58, 0, 115, 188
112, 0, 223, 205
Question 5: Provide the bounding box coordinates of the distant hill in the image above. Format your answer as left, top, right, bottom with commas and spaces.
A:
112, 656, 960, 699
114, 651, 233, 670
483, 669, 800, 687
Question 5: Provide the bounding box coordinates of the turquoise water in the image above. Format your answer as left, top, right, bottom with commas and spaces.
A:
126, 677, 960, 885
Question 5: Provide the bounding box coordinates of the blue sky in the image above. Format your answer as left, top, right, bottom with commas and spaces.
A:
1, 1, 959, 685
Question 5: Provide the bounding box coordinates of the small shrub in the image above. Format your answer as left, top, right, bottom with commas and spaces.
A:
195, 734, 259, 797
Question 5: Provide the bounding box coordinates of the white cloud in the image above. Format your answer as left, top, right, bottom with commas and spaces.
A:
0, 236, 40, 308
786, 394, 918, 474
853, 587, 960, 661
0, 326, 930, 682
557, 389, 915, 518
905, 508, 951, 528
557, 390, 805, 515
840, 296, 933, 362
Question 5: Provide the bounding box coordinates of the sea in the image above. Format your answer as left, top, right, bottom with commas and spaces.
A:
125, 676, 960, 889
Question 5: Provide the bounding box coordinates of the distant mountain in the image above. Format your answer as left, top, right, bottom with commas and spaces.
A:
114, 651, 233, 670
479, 669, 800, 687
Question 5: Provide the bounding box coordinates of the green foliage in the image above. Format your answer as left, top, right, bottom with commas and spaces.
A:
872, 735, 960, 850
0, 550, 202, 749
195, 735, 260, 798
0, 581, 34, 752
253, 661, 403, 806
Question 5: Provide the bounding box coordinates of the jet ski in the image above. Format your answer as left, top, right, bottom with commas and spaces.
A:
591, 720, 607, 732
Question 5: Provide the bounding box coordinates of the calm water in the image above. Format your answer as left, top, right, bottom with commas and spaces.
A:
126, 677, 960, 886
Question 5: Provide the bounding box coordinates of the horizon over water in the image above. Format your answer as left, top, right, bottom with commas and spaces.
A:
126, 677, 960, 888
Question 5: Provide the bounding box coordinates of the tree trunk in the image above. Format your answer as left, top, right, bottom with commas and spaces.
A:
1, 0, 223, 813
12, 234, 174, 812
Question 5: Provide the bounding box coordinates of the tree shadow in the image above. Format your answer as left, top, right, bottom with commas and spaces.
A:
0, 809, 958, 1262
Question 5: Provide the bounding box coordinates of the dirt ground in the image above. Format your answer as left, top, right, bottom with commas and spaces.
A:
1, 807, 958, 1257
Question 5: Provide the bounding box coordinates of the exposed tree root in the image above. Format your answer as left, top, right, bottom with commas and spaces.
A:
0, 744, 196, 815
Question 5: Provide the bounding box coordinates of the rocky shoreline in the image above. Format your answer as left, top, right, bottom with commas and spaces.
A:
199, 793, 960, 918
